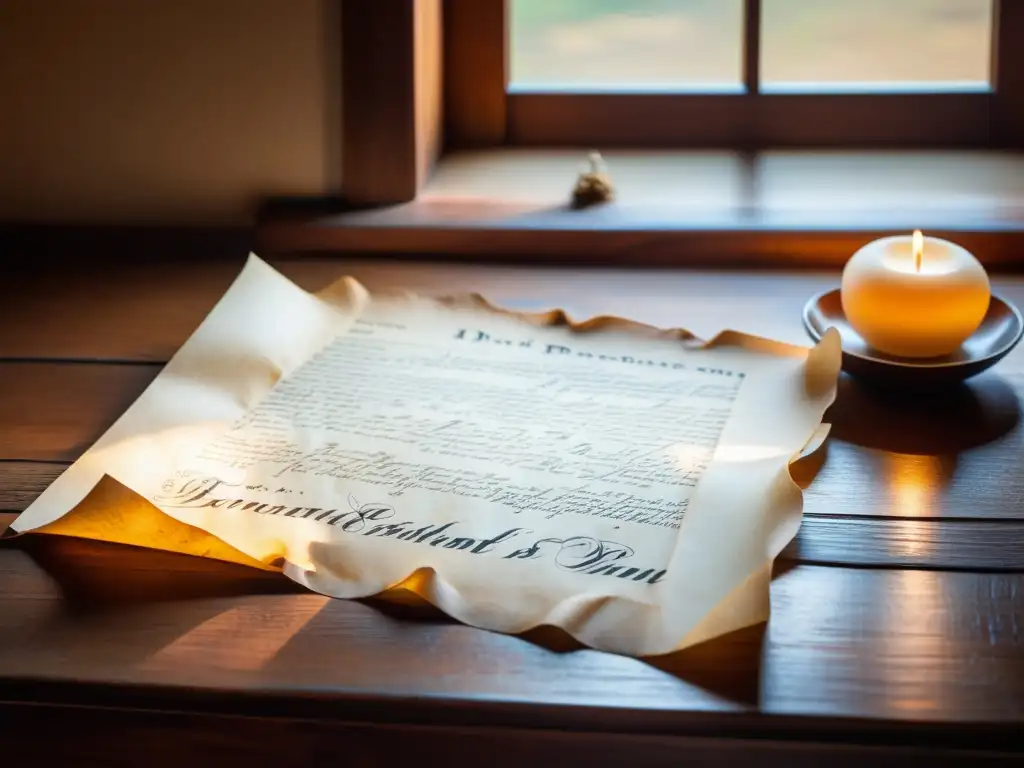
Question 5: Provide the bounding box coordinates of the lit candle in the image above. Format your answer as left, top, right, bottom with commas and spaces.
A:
840, 231, 990, 358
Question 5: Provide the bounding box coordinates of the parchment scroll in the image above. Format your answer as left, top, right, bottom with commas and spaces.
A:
11, 256, 840, 656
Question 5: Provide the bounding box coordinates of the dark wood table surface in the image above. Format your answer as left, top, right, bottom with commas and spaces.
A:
2, 254, 1023, 766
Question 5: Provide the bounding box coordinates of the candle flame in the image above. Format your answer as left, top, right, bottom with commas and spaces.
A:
912, 230, 924, 273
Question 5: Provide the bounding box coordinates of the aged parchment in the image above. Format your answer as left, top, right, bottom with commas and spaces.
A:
12, 255, 840, 657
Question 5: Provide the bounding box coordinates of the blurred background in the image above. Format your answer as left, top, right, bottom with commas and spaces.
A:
510, 0, 993, 89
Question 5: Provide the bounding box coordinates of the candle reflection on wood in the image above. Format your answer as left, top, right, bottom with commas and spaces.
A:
885, 453, 941, 559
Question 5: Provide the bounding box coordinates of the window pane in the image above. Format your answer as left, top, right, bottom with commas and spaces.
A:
509, 0, 744, 91
762, 0, 993, 91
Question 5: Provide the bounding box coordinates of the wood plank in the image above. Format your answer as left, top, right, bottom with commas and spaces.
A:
4, 459, 1024, 570
0, 259, 836, 360
444, 0, 507, 148
262, 217, 1024, 268
402, 150, 1024, 232
259, 150, 1024, 263
789, 517, 1024, 571
0, 363, 159, 461
2, 706, 1021, 768
0, 257, 326, 362
506, 92, 994, 149
6, 257, 1024, 362
995, 0, 1024, 147
341, 1, 417, 203
804, 370, 1024, 521
0, 461, 64, 510
341, 0, 443, 204
1, 537, 1022, 731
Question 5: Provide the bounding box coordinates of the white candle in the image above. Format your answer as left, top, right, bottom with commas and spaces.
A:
840, 231, 991, 358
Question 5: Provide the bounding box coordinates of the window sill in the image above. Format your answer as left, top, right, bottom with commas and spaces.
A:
259, 150, 1024, 268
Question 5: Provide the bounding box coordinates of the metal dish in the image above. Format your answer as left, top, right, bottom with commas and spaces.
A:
803, 289, 1023, 388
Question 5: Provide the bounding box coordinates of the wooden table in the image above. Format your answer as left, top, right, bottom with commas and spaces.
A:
2, 254, 1023, 766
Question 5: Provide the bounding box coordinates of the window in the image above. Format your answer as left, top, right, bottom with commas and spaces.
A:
759, 0, 992, 90
299, 1, 1024, 264
509, 1, 746, 91
447, 0, 1023, 148
509, 1, 992, 92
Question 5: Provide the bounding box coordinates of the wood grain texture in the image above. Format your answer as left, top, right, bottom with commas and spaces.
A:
444, 0, 506, 147
339, 0, 442, 204
1, 537, 1022, 734
6, 258, 1024, 361
259, 150, 1024, 264
0, 363, 159, 461
0, 461, 65, 510
341, 0, 415, 203
0, 257, 328, 361
995, 0, 1024, 146
803, 371, 1024, 521
506, 93, 994, 149
262, 220, 1024, 268
791, 517, 1024, 571
2, 706, 1022, 768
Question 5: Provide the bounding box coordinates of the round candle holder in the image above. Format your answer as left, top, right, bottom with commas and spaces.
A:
803, 289, 1023, 388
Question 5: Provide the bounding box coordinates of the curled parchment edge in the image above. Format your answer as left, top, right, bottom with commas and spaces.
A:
282, 282, 841, 655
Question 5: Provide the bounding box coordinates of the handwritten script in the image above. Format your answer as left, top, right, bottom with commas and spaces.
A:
159, 306, 746, 582
156, 473, 666, 583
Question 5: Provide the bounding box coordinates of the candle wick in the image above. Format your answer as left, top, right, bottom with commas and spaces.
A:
915, 249, 922, 273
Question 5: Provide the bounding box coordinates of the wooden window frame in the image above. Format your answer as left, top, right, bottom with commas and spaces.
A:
340, 0, 444, 205
263, 1, 1024, 267
340, 0, 1024, 203
448, 0, 1024, 149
